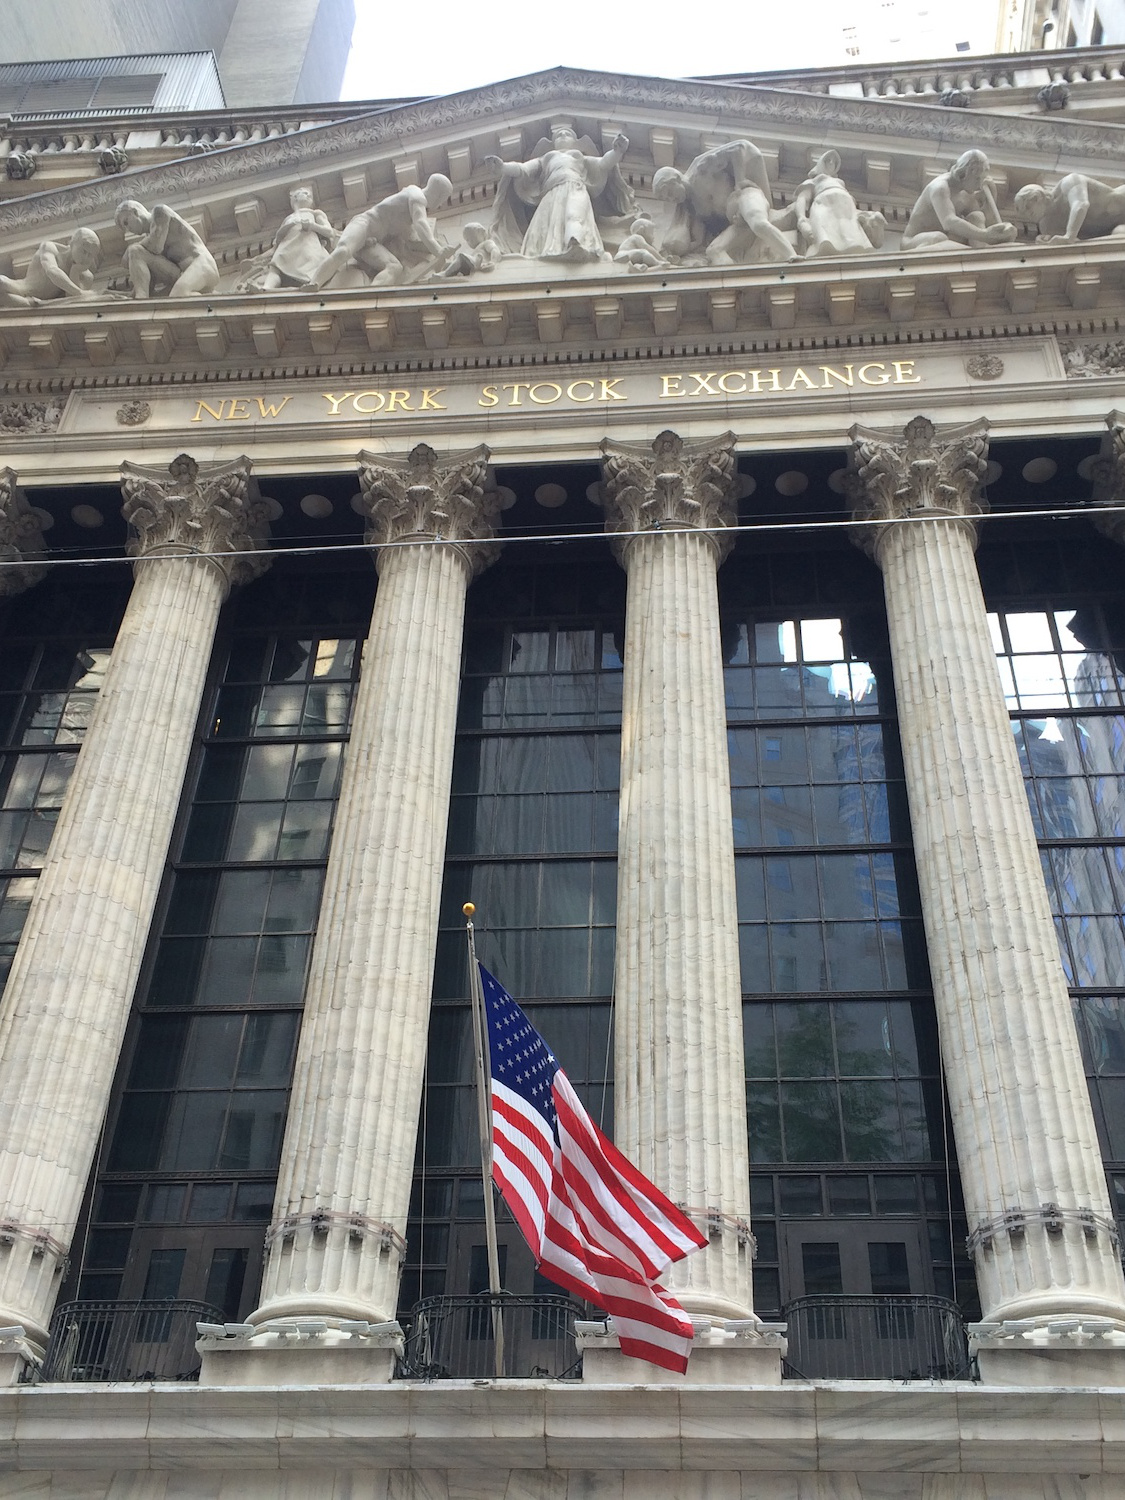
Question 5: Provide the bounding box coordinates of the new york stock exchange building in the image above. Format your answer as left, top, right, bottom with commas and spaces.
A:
7, 44, 1125, 1499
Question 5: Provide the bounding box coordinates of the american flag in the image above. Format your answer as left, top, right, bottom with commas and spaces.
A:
480, 964, 708, 1373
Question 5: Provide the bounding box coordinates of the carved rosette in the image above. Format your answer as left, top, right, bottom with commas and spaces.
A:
1090, 411, 1125, 549
848, 414, 989, 563
357, 443, 500, 578
120, 452, 272, 592
597, 429, 739, 564
0, 468, 50, 597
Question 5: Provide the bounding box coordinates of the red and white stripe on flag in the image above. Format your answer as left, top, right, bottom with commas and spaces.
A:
486, 979, 708, 1373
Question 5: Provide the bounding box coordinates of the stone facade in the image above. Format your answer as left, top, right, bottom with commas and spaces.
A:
1, 45, 1125, 1500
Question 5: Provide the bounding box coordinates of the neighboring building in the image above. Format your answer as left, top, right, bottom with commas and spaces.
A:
0, 0, 357, 108
2, 42, 1125, 1500
995, 0, 1125, 50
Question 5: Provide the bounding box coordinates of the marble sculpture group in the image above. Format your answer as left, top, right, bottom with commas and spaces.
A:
4, 132, 1125, 307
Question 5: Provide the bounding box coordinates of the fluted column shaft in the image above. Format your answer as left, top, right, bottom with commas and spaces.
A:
852, 416, 1125, 1326
254, 444, 498, 1328
598, 431, 753, 1321
0, 454, 269, 1342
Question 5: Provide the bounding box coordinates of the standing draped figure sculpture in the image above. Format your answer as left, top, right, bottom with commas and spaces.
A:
787, 150, 886, 257
485, 124, 635, 263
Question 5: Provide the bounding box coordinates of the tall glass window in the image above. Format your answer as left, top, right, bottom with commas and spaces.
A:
76, 565, 374, 1319
0, 571, 129, 991
404, 549, 624, 1311
980, 525, 1125, 1241
722, 542, 967, 1316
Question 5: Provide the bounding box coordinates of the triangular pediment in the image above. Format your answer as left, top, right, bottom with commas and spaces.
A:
0, 63, 1124, 389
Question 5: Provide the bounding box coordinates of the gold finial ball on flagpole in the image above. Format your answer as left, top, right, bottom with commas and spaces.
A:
462, 902, 476, 917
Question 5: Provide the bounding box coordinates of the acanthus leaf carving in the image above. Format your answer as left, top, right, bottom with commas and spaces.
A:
0, 468, 50, 597
597, 429, 739, 563
357, 442, 500, 577
120, 451, 272, 591
847, 414, 990, 562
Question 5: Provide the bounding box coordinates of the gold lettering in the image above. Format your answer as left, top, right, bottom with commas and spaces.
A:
529, 381, 563, 405
225, 398, 251, 420
566, 379, 596, 402
420, 388, 447, 410
857, 362, 891, 385
688, 372, 720, 396
503, 382, 531, 407
386, 390, 413, 412
893, 360, 921, 385
600, 378, 626, 401
478, 385, 499, 408
819, 365, 854, 389
322, 392, 354, 416
746, 370, 783, 392
192, 399, 225, 422
718, 371, 746, 395
255, 396, 293, 418
786, 368, 817, 391
352, 391, 386, 414
660, 374, 685, 398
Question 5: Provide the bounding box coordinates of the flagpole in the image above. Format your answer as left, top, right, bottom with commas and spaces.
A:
464, 903, 506, 1378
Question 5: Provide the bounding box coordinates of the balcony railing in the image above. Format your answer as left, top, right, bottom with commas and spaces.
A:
40, 1299, 225, 1383
782, 1294, 973, 1381
398, 1293, 584, 1381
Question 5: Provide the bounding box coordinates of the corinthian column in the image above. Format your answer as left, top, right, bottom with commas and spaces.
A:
240, 444, 498, 1374
0, 454, 270, 1350
0, 469, 50, 597
849, 417, 1125, 1368
596, 430, 755, 1326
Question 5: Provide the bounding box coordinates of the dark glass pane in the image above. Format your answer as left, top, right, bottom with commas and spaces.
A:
782, 1082, 842, 1162
749, 1175, 775, 1215
188, 1182, 232, 1221
214, 871, 272, 935
147, 938, 205, 1007
84, 1228, 132, 1269
752, 1267, 781, 1315
220, 1091, 287, 1170
237, 1011, 299, 1085
840, 1080, 901, 1161
743, 1005, 775, 1077
1098, 1079, 1125, 1159
747, 1085, 782, 1164
180, 804, 236, 863
194, 746, 245, 803
802, 1241, 843, 1294
775, 1004, 833, 1077
160, 1092, 227, 1171
874, 1176, 918, 1214
96, 1184, 141, 1223
1083, 997, 1125, 1074
754, 1222, 778, 1262
868, 1241, 911, 1295
142, 1248, 186, 1299
179, 1014, 244, 1088
834, 1002, 894, 1077
143, 1184, 186, 1222
827, 1175, 871, 1215
108, 1093, 170, 1170
224, 637, 270, 683
164, 873, 218, 936
205, 1247, 248, 1320
234, 1182, 275, 1221
127, 1016, 190, 1089
825, 922, 886, 991
212, 686, 258, 738
195, 938, 257, 1006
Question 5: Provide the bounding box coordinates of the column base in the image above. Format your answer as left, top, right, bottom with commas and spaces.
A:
576, 1316, 787, 1383
197, 1316, 404, 1386
0, 1324, 42, 1385
971, 1317, 1125, 1386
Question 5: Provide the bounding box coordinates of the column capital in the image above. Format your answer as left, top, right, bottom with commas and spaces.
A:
357, 443, 500, 579
597, 430, 739, 565
0, 468, 50, 597
1090, 410, 1125, 547
848, 415, 990, 562
120, 453, 272, 592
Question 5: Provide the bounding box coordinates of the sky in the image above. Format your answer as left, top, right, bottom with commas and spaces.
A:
339, 0, 994, 103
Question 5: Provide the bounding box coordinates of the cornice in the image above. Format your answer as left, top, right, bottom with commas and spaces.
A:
2, 67, 1125, 236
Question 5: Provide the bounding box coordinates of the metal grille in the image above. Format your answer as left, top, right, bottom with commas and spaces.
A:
783, 1294, 973, 1380
40, 1300, 225, 1383
398, 1294, 583, 1380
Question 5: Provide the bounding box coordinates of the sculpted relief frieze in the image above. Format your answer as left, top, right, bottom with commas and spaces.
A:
2, 92, 1125, 316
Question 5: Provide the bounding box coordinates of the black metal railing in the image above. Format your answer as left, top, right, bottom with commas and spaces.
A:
782, 1294, 973, 1381
398, 1293, 584, 1380
40, 1300, 226, 1383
